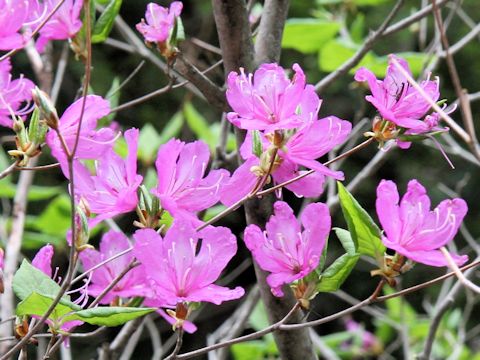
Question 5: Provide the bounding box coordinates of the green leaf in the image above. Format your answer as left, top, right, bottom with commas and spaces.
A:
64, 306, 155, 326
92, 0, 123, 43
22, 231, 65, 250
202, 204, 226, 222
137, 124, 162, 164
316, 253, 359, 292
337, 182, 385, 262
13, 260, 70, 301
350, 13, 365, 44
158, 111, 184, 144
16, 293, 154, 327
282, 19, 340, 53
183, 102, 215, 150
252, 130, 263, 158
16, 292, 80, 321
33, 195, 71, 236
333, 227, 356, 256
318, 39, 375, 73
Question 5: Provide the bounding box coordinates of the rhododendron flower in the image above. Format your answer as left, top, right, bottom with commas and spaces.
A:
136, 2, 182, 43
220, 116, 351, 206
152, 139, 229, 224
226, 63, 321, 131
79, 230, 151, 304
355, 55, 440, 131
244, 201, 331, 297
36, 0, 83, 52
376, 179, 468, 266
46, 95, 116, 175
0, 58, 35, 128
74, 128, 143, 226
133, 220, 244, 307
0, 0, 31, 50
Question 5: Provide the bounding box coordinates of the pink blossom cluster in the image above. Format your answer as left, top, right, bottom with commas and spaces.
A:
0, 0, 83, 52
355, 54, 448, 149
221, 63, 352, 205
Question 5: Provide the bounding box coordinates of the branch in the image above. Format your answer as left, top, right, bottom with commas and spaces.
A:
254, 0, 290, 65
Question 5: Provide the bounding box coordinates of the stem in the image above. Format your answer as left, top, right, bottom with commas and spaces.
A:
440, 247, 480, 294
164, 328, 184, 360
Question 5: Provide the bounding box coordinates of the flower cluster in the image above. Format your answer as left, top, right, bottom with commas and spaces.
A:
0, 0, 83, 52
355, 54, 449, 149
221, 63, 352, 205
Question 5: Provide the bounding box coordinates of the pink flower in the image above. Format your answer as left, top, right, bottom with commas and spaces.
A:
73, 128, 143, 226
244, 201, 331, 297
136, 2, 183, 43
133, 220, 244, 306
376, 179, 468, 267
45, 95, 116, 175
0, 58, 35, 128
79, 230, 151, 304
220, 116, 351, 206
152, 139, 229, 224
36, 0, 83, 52
0, 0, 31, 50
355, 55, 440, 130
32, 244, 54, 277
226, 63, 321, 131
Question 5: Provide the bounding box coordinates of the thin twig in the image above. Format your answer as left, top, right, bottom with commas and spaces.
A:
431, 0, 480, 160
440, 247, 480, 294
0, 161, 19, 180
164, 328, 185, 360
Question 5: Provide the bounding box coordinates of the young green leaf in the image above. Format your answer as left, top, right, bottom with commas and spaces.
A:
282, 19, 340, 53
92, 0, 123, 44
64, 306, 156, 327
316, 253, 360, 292
16, 292, 80, 321
252, 130, 263, 158
337, 182, 385, 262
13, 260, 70, 301
333, 227, 356, 256
183, 102, 216, 150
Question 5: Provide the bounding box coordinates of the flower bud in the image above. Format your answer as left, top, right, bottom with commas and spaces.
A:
32, 87, 59, 130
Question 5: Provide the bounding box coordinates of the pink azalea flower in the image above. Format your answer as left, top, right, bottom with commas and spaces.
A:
376, 179, 468, 267
152, 139, 229, 224
226, 63, 321, 132
79, 230, 151, 304
36, 0, 83, 52
244, 201, 331, 297
73, 128, 143, 226
32, 243, 54, 278
133, 220, 244, 307
0, 58, 35, 128
136, 2, 183, 43
354, 54, 440, 130
220, 116, 351, 206
0, 0, 31, 50
45, 95, 116, 175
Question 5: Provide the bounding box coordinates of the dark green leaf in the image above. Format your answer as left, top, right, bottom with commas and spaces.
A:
337, 182, 385, 262
317, 253, 360, 292
282, 19, 340, 53
92, 0, 123, 43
